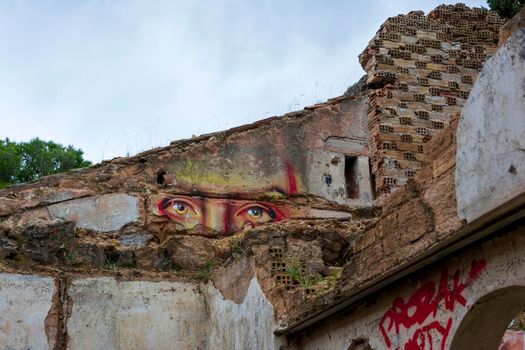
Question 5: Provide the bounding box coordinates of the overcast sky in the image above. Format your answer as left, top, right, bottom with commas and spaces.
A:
0, 0, 487, 163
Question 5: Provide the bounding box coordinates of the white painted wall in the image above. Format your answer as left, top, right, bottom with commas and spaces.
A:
0, 274, 56, 350
456, 29, 525, 222
204, 278, 285, 350
67, 278, 207, 350
66, 277, 283, 350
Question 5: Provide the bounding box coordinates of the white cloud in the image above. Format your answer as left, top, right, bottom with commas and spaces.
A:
0, 0, 488, 162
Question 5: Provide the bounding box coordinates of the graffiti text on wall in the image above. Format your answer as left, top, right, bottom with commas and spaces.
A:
379, 260, 487, 350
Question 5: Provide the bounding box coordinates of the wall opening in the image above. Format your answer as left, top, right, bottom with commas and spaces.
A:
348, 337, 374, 350
451, 286, 525, 350
156, 169, 166, 185
345, 156, 359, 199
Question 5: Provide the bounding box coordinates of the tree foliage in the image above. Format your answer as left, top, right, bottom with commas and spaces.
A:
487, 0, 525, 18
0, 138, 91, 188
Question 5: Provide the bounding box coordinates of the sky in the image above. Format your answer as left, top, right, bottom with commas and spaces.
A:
0, 0, 487, 163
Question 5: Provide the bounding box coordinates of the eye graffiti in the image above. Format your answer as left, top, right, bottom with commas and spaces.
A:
156, 195, 285, 233
157, 197, 203, 227
234, 203, 283, 230
152, 161, 354, 234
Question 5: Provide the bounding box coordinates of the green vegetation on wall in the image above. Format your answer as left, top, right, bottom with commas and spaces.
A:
0, 138, 91, 188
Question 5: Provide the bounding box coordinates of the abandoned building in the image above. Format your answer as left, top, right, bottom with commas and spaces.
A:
0, 3, 524, 349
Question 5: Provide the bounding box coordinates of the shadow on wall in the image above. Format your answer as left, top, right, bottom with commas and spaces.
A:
348, 337, 374, 350
451, 286, 525, 350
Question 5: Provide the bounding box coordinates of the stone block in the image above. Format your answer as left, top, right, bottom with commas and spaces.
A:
0, 233, 17, 259
166, 235, 218, 269
48, 193, 139, 232
119, 233, 152, 247
19, 188, 95, 209
0, 197, 19, 217
22, 219, 75, 263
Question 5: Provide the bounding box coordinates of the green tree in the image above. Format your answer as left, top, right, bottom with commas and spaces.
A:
0, 138, 21, 188
0, 138, 91, 188
487, 0, 525, 18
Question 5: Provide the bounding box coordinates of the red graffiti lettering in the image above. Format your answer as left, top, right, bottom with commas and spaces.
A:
379, 260, 486, 350
404, 319, 452, 350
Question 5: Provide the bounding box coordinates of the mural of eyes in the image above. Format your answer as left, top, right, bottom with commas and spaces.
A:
156, 195, 285, 233
233, 203, 281, 230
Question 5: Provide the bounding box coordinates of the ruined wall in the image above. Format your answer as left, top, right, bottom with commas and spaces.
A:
0, 263, 285, 350
360, 4, 503, 195
290, 222, 525, 350
286, 10, 525, 350
278, 108, 463, 333
0, 97, 370, 272
0, 4, 523, 350
0, 94, 373, 348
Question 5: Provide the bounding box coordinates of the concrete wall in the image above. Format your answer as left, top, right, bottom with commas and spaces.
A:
0, 273, 284, 350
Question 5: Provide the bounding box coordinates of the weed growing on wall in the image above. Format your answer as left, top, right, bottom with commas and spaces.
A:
286, 259, 324, 289
195, 261, 215, 281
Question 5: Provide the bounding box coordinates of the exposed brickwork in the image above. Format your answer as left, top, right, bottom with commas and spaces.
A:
283, 115, 464, 327
360, 4, 504, 195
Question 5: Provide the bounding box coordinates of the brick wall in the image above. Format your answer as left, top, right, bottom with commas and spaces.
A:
359, 4, 505, 195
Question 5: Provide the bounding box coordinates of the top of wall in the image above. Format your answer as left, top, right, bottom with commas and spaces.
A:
0, 94, 363, 196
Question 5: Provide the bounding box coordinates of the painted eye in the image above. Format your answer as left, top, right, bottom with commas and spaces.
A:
246, 207, 263, 218
158, 197, 199, 219
234, 204, 281, 229
156, 196, 203, 230
172, 202, 187, 214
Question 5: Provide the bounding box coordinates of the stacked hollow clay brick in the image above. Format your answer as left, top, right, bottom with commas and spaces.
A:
359, 4, 505, 195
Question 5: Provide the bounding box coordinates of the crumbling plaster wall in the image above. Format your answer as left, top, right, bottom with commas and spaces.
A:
0, 272, 284, 350
0, 88, 371, 349
288, 12, 525, 350
0, 274, 56, 350
0, 95, 371, 272
281, 102, 463, 330
0, 4, 521, 350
